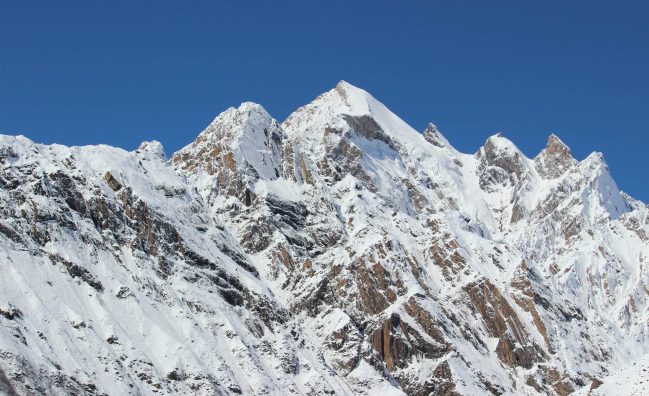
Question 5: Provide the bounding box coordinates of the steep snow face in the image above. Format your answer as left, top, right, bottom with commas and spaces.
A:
578, 152, 630, 221
2, 82, 649, 396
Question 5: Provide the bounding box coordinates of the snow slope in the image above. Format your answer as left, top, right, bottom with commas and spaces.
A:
573, 354, 649, 396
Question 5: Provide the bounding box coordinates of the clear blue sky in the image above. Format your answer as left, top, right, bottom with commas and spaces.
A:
1, 1, 647, 200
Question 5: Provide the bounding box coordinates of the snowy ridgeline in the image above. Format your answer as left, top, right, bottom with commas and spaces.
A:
0, 81, 648, 396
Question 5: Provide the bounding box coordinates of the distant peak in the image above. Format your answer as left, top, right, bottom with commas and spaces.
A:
335, 80, 360, 93
237, 101, 269, 113
172, 99, 284, 184
205, 102, 273, 130
483, 133, 519, 153
331, 80, 372, 112
335, 80, 350, 90
546, 133, 571, 152
135, 140, 166, 161
582, 151, 607, 168
547, 133, 563, 144
283, 80, 425, 147
476, 132, 529, 185
579, 151, 630, 220
534, 133, 576, 179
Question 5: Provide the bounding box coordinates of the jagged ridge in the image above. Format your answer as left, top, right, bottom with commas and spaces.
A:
0, 81, 648, 396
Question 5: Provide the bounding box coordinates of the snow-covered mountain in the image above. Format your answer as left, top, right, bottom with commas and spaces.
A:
1, 81, 647, 395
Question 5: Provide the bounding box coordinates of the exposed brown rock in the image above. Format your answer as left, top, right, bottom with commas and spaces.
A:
103, 171, 122, 191
509, 261, 552, 350
535, 134, 576, 179
275, 244, 295, 271
538, 366, 575, 396
403, 298, 449, 349
298, 154, 313, 185
371, 314, 413, 371
589, 377, 603, 391
429, 237, 467, 281
464, 278, 544, 369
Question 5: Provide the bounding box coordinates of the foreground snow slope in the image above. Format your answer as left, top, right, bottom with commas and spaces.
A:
1, 81, 648, 395
573, 354, 649, 396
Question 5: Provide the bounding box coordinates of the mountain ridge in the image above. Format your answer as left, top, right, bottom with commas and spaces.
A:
0, 82, 647, 395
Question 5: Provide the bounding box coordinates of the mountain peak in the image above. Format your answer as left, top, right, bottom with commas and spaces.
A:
335, 79, 356, 93
581, 151, 607, 171
535, 133, 575, 179
547, 133, 568, 149
207, 102, 271, 128
330, 80, 374, 116
284, 81, 422, 148
482, 133, 521, 156
237, 101, 268, 113
172, 100, 285, 195
333, 80, 373, 104
476, 133, 530, 187
135, 140, 165, 161
579, 151, 631, 220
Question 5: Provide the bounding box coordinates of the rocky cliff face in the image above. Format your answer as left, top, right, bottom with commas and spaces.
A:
1, 81, 648, 395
